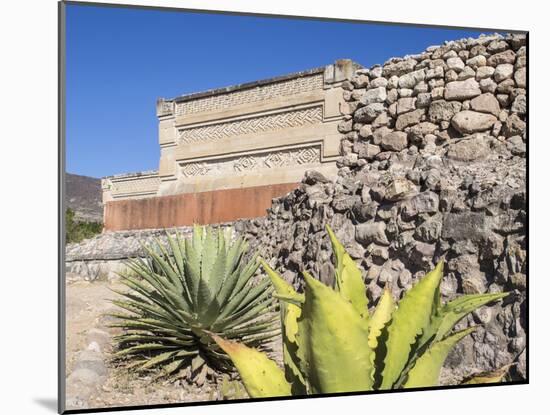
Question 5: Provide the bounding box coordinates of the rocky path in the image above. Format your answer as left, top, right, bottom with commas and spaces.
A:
64, 281, 221, 410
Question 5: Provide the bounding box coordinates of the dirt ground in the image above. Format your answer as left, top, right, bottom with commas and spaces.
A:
65, 280, 268, 410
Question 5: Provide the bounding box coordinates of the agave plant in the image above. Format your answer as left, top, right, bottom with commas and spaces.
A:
109, 225, 279, 383
212, 225, 509, 397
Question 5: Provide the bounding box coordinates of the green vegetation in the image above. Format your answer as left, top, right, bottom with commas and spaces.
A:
65, 208, 102, 244
213, 224, 509, 398
109, 225, 278, 385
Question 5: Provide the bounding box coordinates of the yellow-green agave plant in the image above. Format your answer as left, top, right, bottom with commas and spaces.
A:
212, 225, 509, 398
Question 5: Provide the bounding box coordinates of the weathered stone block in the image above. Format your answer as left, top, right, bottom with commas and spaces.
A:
356, 143, 381, 160
514, 67, 526, 88
401, 191, 439, 220
511, 94, 526, 115
447, 134, 490, 161
494, 64, 514, 82
487, 50, 516, 66
502, 114, 526, 137
395, 109, 425, 130
396, 97, 417, 115
451, 110, 497, 134
425, 66, 444, 80
398, 69, 426, 89
444, 78, 482, 100
470, 93, 501, 116
415, 216, 443, 242
442, 212, 488, 241
356, 221, 390, 246
354, 103, 386, 122
383, 59, 417, 77
385, 178, 417, 202
428, 100, 462, 122
360, 86, 388, 105
466, 55, 487, 69
447, 57, 465, 72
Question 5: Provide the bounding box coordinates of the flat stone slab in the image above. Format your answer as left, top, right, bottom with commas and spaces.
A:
444, 78, 481, 100
451, 111, 497, 134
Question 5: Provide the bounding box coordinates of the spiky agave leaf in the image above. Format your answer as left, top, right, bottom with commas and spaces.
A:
379, 262, 444, 390
109, 225, 279, 382
260, 259, 306, 395
326, 224, 369, 319
212, 334, 291, 398
403, 327, 478, 388
460, 364, 513, 384
210, 228, 512, 397
296, 271, 375, 394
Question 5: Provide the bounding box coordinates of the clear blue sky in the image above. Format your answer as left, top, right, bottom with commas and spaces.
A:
66, 3, 489, 178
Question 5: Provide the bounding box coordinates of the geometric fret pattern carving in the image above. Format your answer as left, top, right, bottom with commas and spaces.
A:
109, 176, 161, 197
175, 74, 323, 116
180, 146, 321, 178
157, 100, 174, 117
234, 156, 258, 172
179, 163, 212, 178
264, 147, 319, 168
178, 106, 323, 144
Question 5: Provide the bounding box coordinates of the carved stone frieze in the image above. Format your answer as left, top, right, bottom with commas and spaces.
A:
175, 74, 323, 116
180, 146, 321, 178
178, 106, 323, 144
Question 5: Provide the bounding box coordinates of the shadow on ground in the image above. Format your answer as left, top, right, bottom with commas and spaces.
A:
34, 398, 57, 412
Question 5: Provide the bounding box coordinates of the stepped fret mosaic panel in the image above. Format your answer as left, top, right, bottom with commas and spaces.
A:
175, 74, 323, 116
178, 106, 323, 144
109, 176, 161, 196
157, 101, 174, 117
180, 146, 321, 178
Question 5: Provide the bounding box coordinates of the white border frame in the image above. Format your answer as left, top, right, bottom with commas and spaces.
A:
2, 0, 544, 414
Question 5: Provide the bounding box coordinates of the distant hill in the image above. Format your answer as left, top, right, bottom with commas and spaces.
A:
66, 173, 103, 223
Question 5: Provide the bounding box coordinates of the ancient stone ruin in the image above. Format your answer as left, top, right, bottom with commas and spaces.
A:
101, 60, 361, 231
67, 32, 527, 383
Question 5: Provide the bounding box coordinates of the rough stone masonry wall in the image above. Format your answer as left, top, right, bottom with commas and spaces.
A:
233, 32, 527, 383
66, 32, 527, 383
66, 227, 195, 281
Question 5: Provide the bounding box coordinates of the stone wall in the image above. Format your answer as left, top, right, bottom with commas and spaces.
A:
66, 227, 197, 281
67, 32, 527, 383
102, 171, 160, 202
234, 32, 527, 382
101, 60, 363, 230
